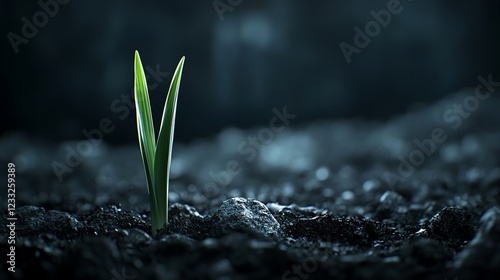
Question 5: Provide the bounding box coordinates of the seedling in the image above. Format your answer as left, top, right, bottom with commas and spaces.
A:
133, 51, 185, 235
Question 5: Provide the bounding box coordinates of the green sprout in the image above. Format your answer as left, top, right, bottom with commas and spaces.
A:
133, 50, 185, 235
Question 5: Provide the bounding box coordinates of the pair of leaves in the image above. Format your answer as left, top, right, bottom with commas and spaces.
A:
134, 51, 185, 235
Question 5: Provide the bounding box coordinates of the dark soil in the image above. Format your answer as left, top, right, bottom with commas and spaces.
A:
1, 91, 500, 279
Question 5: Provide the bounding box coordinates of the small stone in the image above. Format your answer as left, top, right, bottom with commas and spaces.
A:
426, 207, 475, 247
201, 238, 219, 248
158, 233, 196, 247
362, 179, 381, 192
379, 191, 405, 206
211, 258, 233, 275
455, 207, 500, 270
477, 207, 500, 239
127, 228, 153, 244
211, 197, 281, 239
375, 191, 406, 219
169, 203, 204, 219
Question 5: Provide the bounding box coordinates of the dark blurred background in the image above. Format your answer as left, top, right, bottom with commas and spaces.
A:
2, 0, 500, 145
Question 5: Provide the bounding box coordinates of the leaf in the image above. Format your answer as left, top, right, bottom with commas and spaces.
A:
154, 56, 185, 227
134, 51, 158, 216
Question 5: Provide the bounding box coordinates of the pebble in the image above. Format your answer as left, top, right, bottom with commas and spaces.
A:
211, 197, 281, 239
426, 207, 475, 246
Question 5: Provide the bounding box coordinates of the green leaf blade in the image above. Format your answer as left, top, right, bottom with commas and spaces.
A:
154, 56, 185, 227
134, 51, 158, 217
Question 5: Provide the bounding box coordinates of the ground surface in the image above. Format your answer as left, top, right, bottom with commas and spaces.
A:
1, 90, 500, 279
